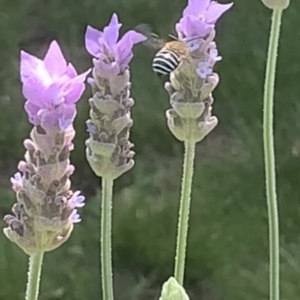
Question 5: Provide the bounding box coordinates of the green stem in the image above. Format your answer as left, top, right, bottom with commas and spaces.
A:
174, 140, 196, 285
101, 178, 114, 300
25, 251, 44, 300
263, 8, 283, 300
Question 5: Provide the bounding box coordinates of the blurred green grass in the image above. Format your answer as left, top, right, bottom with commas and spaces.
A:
1, 0, 300, 299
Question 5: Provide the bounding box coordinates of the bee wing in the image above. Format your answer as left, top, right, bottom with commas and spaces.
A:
134, 24, 165, 50
134, 24, 154, 37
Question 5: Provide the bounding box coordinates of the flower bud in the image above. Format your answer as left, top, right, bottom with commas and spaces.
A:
261, 0, 290, 9
159, 277, 190, 300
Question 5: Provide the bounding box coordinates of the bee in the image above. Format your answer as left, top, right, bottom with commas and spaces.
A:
135, 24, 198, 76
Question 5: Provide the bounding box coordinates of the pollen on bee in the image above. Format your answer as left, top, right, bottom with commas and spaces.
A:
163, 41, 189, 59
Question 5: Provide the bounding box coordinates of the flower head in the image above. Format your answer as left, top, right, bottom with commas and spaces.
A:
159, 277, 190, 300
164, 1, 232, 144
84, 13, 141, 179
20, 41, 90, 130
3, 41, 88, 255
85, 13, 146, 78
176, 0, 233, 38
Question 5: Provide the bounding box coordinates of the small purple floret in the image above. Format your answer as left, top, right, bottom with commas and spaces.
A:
209, 48, 222, 63
196, 61, 213, 79
11, 172, 22, 185
68, 191, 86, 209
69, 209, 81, 223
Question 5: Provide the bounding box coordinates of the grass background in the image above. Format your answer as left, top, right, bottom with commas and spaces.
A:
1, 0, 300, 299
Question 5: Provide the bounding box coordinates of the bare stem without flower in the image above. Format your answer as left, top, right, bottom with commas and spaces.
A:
174, 140, 196, 284
263, 8, 283, 300
101, 178, 114, 300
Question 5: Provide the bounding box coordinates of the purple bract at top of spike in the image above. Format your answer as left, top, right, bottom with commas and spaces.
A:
176, 0, 233, 39
20, 40, 91, 131
85, 13, 147, 78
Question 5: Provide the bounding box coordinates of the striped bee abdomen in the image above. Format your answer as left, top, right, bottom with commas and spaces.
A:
152, 50, 180, 75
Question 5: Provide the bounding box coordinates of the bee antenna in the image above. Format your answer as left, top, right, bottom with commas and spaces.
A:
168, 34, 178, 40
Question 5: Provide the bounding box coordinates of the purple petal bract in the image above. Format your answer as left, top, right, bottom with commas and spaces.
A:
176, 0, 233, 38
20, 40, 90, 130
85, 13, 147, 77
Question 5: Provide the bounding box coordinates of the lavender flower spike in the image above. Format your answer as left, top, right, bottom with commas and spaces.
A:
165, 0, 233, 143
85, 13, 146, 179
3, 41, 90, 255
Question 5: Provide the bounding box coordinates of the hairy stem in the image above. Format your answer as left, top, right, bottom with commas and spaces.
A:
25, 251, 44, 300
263, 8, 283, 300
101, 178, 114, 300
174, 140, 196, 285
